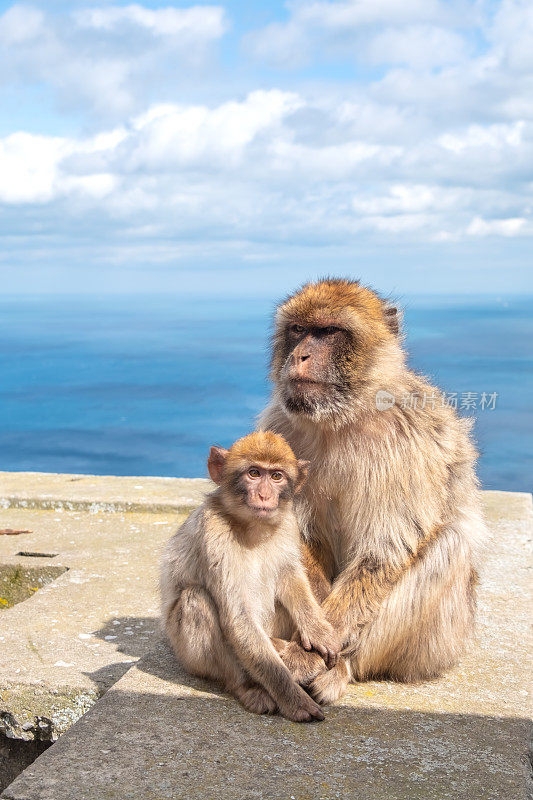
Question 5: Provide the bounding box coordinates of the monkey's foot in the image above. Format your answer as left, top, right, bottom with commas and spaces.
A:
235, 684, 277, 715
279, 641, 327, 686
308, 661, 350, 705
278, 687, 325, 723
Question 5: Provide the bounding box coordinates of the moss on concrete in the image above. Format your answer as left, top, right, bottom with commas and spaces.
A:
0, 566, 68, 611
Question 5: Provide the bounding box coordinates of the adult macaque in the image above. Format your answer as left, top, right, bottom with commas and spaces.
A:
160, 431, 340, 722
259, 278, 487, 704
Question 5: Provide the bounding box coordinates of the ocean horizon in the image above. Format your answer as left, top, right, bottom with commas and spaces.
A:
1, 292, 531, 492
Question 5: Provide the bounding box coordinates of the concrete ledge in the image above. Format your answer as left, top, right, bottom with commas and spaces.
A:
1, 487, 532, 799
6, 640, 530, 800
0, 472, 212, 514
0, 503, 190, 741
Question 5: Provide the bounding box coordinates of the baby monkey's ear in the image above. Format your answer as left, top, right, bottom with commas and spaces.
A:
295, 459, 310, 493
208, 446, 229, 485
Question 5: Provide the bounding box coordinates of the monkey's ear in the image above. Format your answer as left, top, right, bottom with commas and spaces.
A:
207, 446, 229, 485
383, 302, 402, 337
295, 459, 310, 493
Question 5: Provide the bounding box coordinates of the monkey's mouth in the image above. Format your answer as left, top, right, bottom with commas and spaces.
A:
248, 504, 277, 516
289, 378, 330, 389
288, 377, 347, 396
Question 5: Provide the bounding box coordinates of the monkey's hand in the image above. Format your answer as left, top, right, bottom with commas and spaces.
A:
299, 618, 341, 669
278, 640, 327, 686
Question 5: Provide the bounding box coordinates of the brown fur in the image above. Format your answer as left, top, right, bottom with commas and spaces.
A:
160, 432, 340, 721
260, 278, 488, 703
226, 430, 300, 470
301, 537, 334, 603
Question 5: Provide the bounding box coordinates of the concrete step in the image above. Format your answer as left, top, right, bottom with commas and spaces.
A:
0, 473, 210, 744
2, 490, 532, 800
0, 471, 212, 514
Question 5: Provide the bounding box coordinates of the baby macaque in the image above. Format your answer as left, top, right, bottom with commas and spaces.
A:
160, 431, 340, 722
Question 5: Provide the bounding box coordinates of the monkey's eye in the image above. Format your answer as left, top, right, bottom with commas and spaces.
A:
271, 471, 284, 482
323, 326, 340, 335
248, 467, 261, 478
290, 324, 305, 334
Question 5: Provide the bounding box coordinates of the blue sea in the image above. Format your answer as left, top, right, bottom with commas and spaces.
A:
0, 294, 531, 492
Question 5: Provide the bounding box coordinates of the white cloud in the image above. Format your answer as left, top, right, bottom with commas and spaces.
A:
365, 25, 467, 68
75, 4, 227, 41
0, 3, 228, 118
488, 0, 533, 73
127, 90, 303, 170
61, 173, 118, 200
466, 216, 528, 236
439, 122, 524, 153
295, 0, 461, 29
0, 128, 124, 203
352, 185, 458, 214
0, 3, 44, 44
0, 132, 68, 203
0, 0, 531, 280
1, 87, 530, 247
358, 213, 436, 233
245, 0, 473, 68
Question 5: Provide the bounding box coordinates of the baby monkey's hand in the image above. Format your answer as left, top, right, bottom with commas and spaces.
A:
299, 618, 341, 669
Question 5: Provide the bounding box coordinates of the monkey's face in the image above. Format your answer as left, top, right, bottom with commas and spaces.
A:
276, 322, 358, 421
271, 280, 399, 423
208, 433, 308, 528
231, 463, 292, 522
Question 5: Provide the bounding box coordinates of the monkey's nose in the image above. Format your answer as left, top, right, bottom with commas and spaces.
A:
291, 350, 310, 365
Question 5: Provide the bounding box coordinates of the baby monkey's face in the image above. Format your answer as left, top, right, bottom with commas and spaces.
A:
240, 463, 290, 518
207, 432, 308, 528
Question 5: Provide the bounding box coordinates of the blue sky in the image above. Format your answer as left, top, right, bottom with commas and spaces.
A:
0, 0, 531, 296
